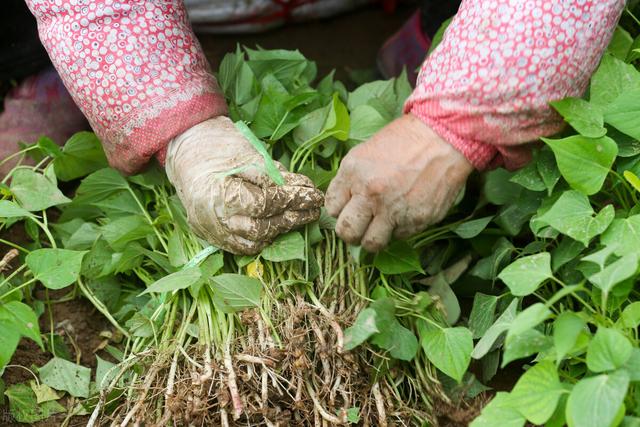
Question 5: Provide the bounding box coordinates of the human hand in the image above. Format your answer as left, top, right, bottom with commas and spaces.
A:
325, 114, 473, 252
165, 117, 323, 254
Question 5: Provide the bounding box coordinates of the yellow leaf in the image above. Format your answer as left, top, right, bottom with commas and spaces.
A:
246, 260, 264, 279
624, 170, 640, 193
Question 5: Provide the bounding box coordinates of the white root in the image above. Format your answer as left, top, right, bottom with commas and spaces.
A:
236, 354, 275, 367
309, 318, 332, 386
306, 302, 344, 354
0, 249, 18, 272
261, 367, 269, 407
305, 380, 345, 425
198, 346, 213, 384
329, 375, 342, 407
120, 362, 162, 426
224, 345, 244, 420
294, 375, 303, 403
220, 408, 230, 427
165, 347, 180, 398
88, 353, 145, 427
372, 382, 388, 427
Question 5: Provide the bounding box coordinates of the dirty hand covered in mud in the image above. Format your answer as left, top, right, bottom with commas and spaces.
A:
165, 116, 323, 254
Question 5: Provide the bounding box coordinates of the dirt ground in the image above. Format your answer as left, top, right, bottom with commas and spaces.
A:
2, 4, 517, 426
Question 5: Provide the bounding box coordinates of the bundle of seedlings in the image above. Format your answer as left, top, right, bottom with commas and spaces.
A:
0, 47, 472, 426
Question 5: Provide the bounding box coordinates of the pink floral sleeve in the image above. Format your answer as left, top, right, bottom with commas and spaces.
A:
405, 0, 625, 170
25, 0, 228, 174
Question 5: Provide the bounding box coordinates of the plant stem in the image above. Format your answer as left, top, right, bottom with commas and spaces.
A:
77, 277, 130, 338
0, 276, 36, 301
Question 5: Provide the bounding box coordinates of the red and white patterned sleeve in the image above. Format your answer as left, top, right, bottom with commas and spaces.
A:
405, 0, 625, 170
25, 0, 228, 174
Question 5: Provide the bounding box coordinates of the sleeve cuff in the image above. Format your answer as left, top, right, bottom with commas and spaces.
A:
407, 102, 499, 170
100, 77, 228, 175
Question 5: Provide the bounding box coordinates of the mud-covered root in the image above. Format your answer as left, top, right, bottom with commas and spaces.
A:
93, 299, 440, 426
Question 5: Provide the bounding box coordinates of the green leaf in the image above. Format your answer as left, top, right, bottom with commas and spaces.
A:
53, 132, 108, 181
508, 361, 565, 425
39, 357, 91, 398
347, 79, 395, 111
423, 272, 461, 325
589, 254, 639, 297
91, 191, 140, 218
453, 216, 494, 239
622, 348, 640, 382
468, 293, 498, 339
245, 48, 312, 86
95, 355, 117, 391
65, 222, 101, 250
0, 301, 43, 349
586, 328, 633, 373
537, 149, 561, 195
554, 312, 587, 363
368, 298, 419, 361
343, 308, 379, 351
348, 104, 388, 141
472, 299, 518, 359
550, 98, 606, 138
373, 241, 423, 275
484, 168, 522, 205
421, 327, 473, 382
101, 215, 153, 251
498, 252, 552, 296
510, 162, 546, 192
0, 321, 20, 371
536, 190, 615, 246
4, 383, 65, 423
608, 26, 633, 59
167, 229, 188, 268
469, 392, 525, 427
0, 200, 35, 218
346, 406, 360, 424
619, 302, 640, 329
543, 135, 617, 195
601, 215, 640, 257
209, 274, 262, 313
37, 136, 62, 158
10, 169, 71, 211
74, 168, 130, 204
604, 88, 640, 140
26, 249, 87, 290
502, 329, 552, 366
141, 267, 202, 295
260, 232, 305, 262
590, 54, 640, 108
506, 303, 552, 340
235, 120, 285, 186
372, 319, 418, 361
552, 238, 585, 272
566, 370, 629, 427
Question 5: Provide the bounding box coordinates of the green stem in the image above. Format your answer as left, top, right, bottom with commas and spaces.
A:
0, 238, 30, 253
626, 7, 640, 27
45, 288, 56, 357
0, 276, 36, 301
127, 187, 169, 253
77, 277, 130, 338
